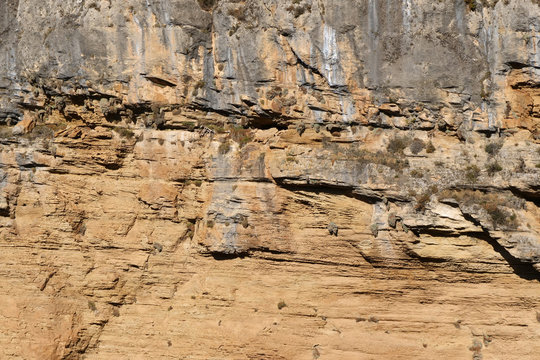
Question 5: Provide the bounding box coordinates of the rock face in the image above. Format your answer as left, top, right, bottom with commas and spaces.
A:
0, 0, 540, 359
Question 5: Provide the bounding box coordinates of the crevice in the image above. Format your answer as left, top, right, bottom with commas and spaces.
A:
505, 61, 530, 69
307, 103, 338, 113
343, 239, 377, 267
144, 76, 176, 87
249, 247, 292, 256
254, 254, 370, 268
401, 249, 453, 264
407, 228, 485, 238
412, 225, 539, 282
207, 246, 291, 260
187, 177, 272, 184
186, 103, 240, 118
209, 251, 248, 260
245, 112, 292, 130
65, 111, 84, 122
0, 206, 10, 217
460, 211, 486, 229
289, 46, 325, 79
103, 112, 122, 123
187, 102, 295, 131
274, 179, 382, 204
100, 162, 122, 170
39, 271, 57, 291
509, 186, 540, 207
125, 102, 154, 116
20, 163, 49, 169
60, 318, 109, 360
482, 232, 539, 281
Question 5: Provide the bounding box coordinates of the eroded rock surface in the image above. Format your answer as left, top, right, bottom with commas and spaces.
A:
0, 1, 539, 359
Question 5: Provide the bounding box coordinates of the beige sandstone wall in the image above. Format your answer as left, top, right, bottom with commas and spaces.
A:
0, 0, 539, 359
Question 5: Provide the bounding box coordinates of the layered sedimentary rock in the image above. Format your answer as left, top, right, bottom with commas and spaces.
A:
0, 0, 539, 359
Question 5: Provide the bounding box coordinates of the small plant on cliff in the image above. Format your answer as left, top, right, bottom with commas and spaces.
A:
438, 189, 519, 230
345, 148, 409, 171
194, 80, 206, 90
464, 0, 477, 11
286, 1, 311, 18
0, 126, 12, 138
229, 125, 253, 147
387, 135, 410, 154
484, 141, 502, 156
196, 0, 217, 11
484, 203, 517, 230
483, 333, 492, 347
113, 127, 134, 139
410, 169, 424, 178
409, 138, 425, 155
387, 213, 398, 228
28, 125, 55, 140
465, 165, 481, 183
192, 80, 206, 96
296, 122, 306, 136
184, 221, 195, 240
469, 338, 482, 351
414, 192, 431, 212
180, 121, 196, 131
238, 215, 249, 229
277, 300, 287, 310
425, 141, 436, 154
486, 161, 502, 175
370, 223, 379, 237
227, 6, 247, 21
218, 141, 231, 154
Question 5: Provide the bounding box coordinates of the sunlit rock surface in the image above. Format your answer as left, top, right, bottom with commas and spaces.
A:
0, 1, 539, 359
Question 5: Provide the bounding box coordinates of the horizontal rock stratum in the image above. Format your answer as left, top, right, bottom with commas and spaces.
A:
0, 0, 539, 359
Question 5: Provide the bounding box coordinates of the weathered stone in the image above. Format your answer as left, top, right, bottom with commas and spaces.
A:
0, 1, 538, 359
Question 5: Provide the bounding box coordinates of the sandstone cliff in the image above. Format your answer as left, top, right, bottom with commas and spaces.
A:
0, 0, 540, 359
